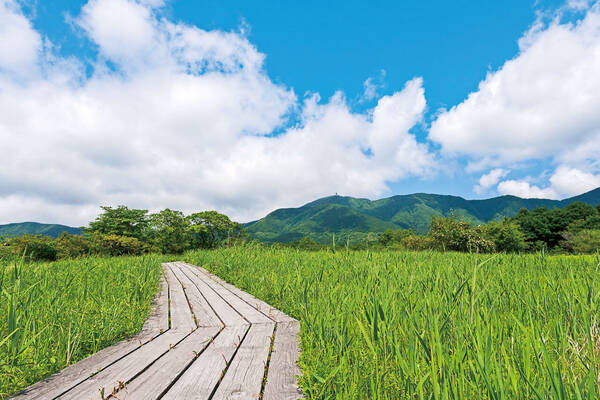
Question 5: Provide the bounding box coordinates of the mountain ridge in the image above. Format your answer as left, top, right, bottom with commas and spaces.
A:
246, 188, 600, 243
0, 222, 82, 238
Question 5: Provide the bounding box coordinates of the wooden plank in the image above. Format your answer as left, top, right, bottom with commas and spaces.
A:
179, 263, 273, 325
161, 324, 250, 400
112, 326, 220, 400
170, 264, 222, 328
189, 263, 296, 323
10, 274, 170, 400
57, 330, 190, 400
176, 264, 247, 327
211, 322, 275, 400
263, 321, 303, 400
163, 264, 196, 332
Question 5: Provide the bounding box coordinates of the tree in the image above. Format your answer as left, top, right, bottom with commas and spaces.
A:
379, 229, 415, 247
149, 209, 189, 254
55, 232, 90, 259
187, 211, 243, 249
9, 235, 57, 261
483, 218, 526, 253
562, 229, 600, 254
429, 215, 494, 253
86, 205, 149, 239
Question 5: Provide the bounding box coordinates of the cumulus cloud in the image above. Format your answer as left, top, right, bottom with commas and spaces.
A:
429, 2, 600, 198
0, 0, 42, 77
0, 0, 435, 225
474, 168, 509, 194
497, 165, 600, 199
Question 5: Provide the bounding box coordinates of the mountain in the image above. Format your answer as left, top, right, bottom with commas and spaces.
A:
246, 188, 600, 243
0, 222, 82, 238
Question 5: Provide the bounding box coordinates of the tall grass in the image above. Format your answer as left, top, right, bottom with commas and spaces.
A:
185, 246, 600, 399
0, 254, 163, 398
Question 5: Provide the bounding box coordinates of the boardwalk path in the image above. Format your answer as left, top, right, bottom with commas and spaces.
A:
12, 262, 302, 400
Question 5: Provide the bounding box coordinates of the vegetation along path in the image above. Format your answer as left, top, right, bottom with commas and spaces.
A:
10, 262, 302, 400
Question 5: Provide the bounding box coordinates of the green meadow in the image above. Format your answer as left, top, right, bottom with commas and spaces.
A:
185, 246, 600, 399
0, 255, 163, 398
1, 247, 599, 399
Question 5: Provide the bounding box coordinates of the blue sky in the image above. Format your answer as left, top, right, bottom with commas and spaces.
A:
0, 0, 599, 224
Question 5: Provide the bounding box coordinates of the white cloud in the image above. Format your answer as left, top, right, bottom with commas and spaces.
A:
429, 4, 600, 170
474, 168, 509, 194
0, 0, 435, 225
0, 0, 42, 77
497, 165, 600, 199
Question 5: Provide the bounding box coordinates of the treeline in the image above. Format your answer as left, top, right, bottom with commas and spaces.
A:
286, 201, 600, 254
0, 206, 244, 261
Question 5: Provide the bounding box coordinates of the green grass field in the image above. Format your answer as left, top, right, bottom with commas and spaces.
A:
0, 255, 163, 398
1, 247, 599, 399
184, 246, 600, 399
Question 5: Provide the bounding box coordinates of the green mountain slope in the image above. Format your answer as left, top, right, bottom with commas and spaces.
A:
0, 222, 82, 238
246, 188, 600, 243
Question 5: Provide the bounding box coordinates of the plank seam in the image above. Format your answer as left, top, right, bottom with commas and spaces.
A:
48, 270, 172, 400
259, 322, 278, 400
180, 263, 252, 326
184, 262, 283, 323
176, 264, 226, 328
205, 324, 253, 400
168, 264, 198, 329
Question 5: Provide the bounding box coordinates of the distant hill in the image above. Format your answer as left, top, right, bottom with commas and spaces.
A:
246, 188, 600, 243
0, 222, 82, 238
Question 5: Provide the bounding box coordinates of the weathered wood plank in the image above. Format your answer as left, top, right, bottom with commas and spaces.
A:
176, 263, 247, 327
211, 322, 275, 400
163, 264, 196, 332
186, 263, 296, 323
263, 321, 303, 400
112, 326, 220, 400
57, 330, 189, 400
161, 324, 250, 400
10, 274, 170, 400
179, 263, 273, 325
170, 264, 222, 328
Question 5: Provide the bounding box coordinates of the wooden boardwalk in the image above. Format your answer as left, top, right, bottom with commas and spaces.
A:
11, 262, 302, 400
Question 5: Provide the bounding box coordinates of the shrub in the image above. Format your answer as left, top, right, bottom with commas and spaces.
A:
89, 233, 146, 256
379, 229, 415, 247
483, 218, 527, 253
561, 229, 600, 254
55, 233, 90, 259
401, 235, 437, 251
8, 235, 57, 261
429, 216, 495, 253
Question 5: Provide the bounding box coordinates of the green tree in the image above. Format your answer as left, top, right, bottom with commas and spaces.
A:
89, 233, 146, 256
562, 229, 600, 253
483, 218, 526, 253
55, 233, 90, 259
86, 205, 149, 239
9, 235, 57, 261
378, 229, 415, 247
149, 209, 189, 254
186, 211, 243, 249
429, 215, 494, 253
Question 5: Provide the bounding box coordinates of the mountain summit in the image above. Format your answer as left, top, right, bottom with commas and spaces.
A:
246, 188, 600, 243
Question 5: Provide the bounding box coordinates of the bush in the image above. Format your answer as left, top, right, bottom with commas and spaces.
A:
8, 235, 58, 261
379, 229, 415, 247
483, 218, 526, 253
55, 233, 90, 259
89, 233, 147, 256
561, 229, 600, 254
401, 235, 437, 251
429, 216, 494, 253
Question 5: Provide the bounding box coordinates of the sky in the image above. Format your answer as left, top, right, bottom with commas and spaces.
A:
1, 0, 600, 225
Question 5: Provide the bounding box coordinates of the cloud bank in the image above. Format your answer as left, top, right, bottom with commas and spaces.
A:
0, 0, 436, 224
430, 2, 600, 198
